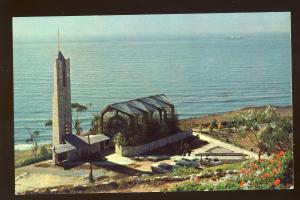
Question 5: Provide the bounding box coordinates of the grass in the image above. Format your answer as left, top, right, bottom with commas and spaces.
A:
167, 161, 243, 177
201, 161, 243, 173
169, 166, 202, 176
15, 144, 52, 168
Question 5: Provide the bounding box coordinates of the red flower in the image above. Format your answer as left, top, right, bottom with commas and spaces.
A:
261, 173, 270, 179
240, 181, 246, 187
240, 168, 247, 174
274, 178, 280, 187
276, 151, 285, 158
273, 168, 278, 174
277, 163, 282, 168
252, 163, 258, 169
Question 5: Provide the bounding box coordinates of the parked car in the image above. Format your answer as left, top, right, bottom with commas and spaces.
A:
151, 162, 174, 174
200, 157, 222, 166
174, 157, 200, 168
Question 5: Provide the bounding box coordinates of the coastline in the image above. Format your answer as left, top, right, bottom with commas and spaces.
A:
180, 105, 292, 129
14, 105, 292, 152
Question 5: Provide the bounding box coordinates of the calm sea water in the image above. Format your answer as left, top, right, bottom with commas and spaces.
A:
13, 33, 292, 149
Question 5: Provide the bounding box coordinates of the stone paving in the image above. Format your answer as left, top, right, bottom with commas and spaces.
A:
192, 130, 259, 160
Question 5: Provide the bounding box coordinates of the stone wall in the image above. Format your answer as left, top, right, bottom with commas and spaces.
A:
115, 130, 193, 157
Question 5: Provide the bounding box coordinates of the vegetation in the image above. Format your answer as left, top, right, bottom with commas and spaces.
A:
71, 102, 88, 135
234, 106, 292, 161
168, 150, 293, 191
15, 145, 51, 168
89, 113, 101, 135
113, 115, 182, 146
260, 116, 293, 152
169, 166, 201, 177
44, 119, 52, 127
25, 128, 41, 158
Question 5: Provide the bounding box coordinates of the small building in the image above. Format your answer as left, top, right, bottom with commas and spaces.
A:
53, 134, 110, 162
99, 94, 175, 139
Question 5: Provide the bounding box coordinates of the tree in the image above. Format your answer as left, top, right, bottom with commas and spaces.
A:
234, 106, 280, 162
87, 133, 94, 183
90, 113, 100, 135
25, 128, 40, 158
44, 119, 52, 127
71, 103, 88, 135
260, 117, 293, 152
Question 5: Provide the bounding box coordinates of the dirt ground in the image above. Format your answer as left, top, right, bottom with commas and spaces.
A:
184, 106, 292, 153
182, 106, 292, 129
16, 106, 291, 194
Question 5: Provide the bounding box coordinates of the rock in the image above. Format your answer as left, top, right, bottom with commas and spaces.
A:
202, 172, 212, 178
141, 173, 150, 177
223, 174, 232, 180
50, 189, 58, 193
190, 174, 196, 181
108, 180, 118, 187
102, 181, 110, 185
196, 173, 203, 177
217, 171, 225, 177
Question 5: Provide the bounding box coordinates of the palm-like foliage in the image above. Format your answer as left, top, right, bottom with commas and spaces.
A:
25, 128, 40, 158
71, 103, 88, 135
90, 113, 100, 135
44, 119, 52, 127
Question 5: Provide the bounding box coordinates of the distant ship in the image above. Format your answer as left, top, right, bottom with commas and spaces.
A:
226, 36, 242, 40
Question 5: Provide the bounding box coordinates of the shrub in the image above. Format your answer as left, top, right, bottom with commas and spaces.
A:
217, 122, 223, 130
210, 119, 217, 129
39, 146, 50, 156
170, 166, 201, 176
221, 121, 228, 127
15, 153, 51, 168
113, 132, 128, 146
167, 150, 293, 191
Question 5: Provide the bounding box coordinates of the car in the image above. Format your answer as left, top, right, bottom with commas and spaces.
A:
200, 157, 222, 166
174, 157, 200, 168
151, 162, 174, 174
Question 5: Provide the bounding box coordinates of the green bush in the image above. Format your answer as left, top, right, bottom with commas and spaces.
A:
170, 166, 201, 176
113, 132, 128, 146
210, 119, 217, 129
39, 146, 50, 156
15, 153, 51, 168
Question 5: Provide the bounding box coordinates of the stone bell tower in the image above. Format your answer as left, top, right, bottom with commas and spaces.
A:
52, 29, 72, 162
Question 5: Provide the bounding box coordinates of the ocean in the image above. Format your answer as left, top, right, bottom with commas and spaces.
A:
13, 33, 292, 149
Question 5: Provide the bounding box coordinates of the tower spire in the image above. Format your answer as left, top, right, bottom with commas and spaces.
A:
57, 28, 61, 51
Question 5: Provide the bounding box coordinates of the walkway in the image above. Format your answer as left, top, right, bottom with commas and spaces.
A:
191, 129, 258, 160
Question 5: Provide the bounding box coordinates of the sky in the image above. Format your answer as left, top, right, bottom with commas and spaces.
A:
13, 12, 291, 42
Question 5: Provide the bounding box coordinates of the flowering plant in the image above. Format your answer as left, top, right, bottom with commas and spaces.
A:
170, 150, 293, 191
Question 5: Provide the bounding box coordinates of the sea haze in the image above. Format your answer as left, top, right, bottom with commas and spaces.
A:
13, 33, 292, 149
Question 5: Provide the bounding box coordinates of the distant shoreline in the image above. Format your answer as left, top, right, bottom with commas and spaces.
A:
181, 105, 292, 130
14, 105, 292, 151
